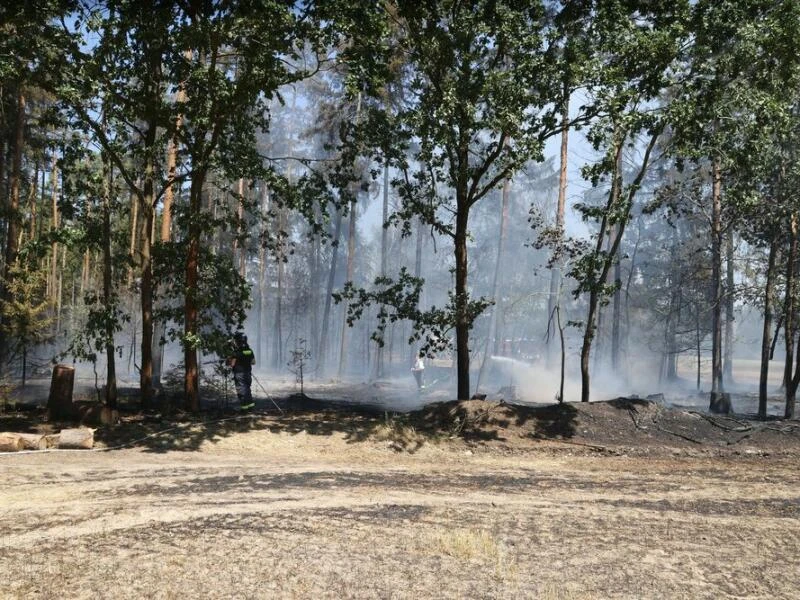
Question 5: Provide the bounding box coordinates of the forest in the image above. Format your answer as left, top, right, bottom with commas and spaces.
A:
1, 0, 799, 418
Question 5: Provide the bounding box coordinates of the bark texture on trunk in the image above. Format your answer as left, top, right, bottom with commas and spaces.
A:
0, 90, 25, 374
611, 249, 622, 373
547, 87, 569, 368
50, 160, 59, 303
272, 206, 285, 369
723, 229, 735, 381
785, 214, 799, 420
102, 160, 117, 409
257, 183, 269, 360
184, 174, 204, 412
710, 157, 723, 398
375, 165, 390, 379
139, 140, 156, 410
759, 239, 778, 419
47, 364, 75, 420
409, 216, 424, 369
455, 205, 470, 400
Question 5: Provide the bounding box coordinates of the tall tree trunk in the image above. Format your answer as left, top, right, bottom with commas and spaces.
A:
139, 128, 157, 410
310, 219, 321, 370
454, 200, 470, 400
0, 139, 5, 216
411, 215, 424, 369
664, 226, 680, 381
257, 183, 269, 360
4, 90, 24, 273
695, 304, 702, 390
723, 228, 735, 382
784, 214, 799, 419
102, 159, 117, 409
375, 165, 390, 379
547, 86, 569, 368
56, 245, 64, 334
475, 178, 510, 394
0, 138, 5, 270
184, 173, 205, 412
160, 56, 185, 245
709, 156, 724, 400
338, 200, 357, 378
50, 160, 59, 304
0, 90, 25, 374
128, 188, 138, 288
317, 208, 342, 373
81, 243, 90, 297
272, 207, 285, 369
759, 238, 778, 419
27, 162, 39, 241
611, 244, 622, 373
234, 177, 245, 269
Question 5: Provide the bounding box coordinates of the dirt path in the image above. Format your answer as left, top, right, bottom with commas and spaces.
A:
2, 422, 799, 600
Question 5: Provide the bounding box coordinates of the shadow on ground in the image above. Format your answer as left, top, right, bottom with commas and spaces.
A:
405, 398, 579, 442
1, 391, 581, 454
3, 390, 799, 456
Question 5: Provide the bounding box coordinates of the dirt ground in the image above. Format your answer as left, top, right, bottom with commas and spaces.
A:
1, 385, 800, 599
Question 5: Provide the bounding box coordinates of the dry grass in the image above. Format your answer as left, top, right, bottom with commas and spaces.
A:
427, 526, 519, 582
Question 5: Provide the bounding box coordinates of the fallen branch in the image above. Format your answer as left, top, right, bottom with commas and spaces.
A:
688, 411, 752, 433
762, 425, 800, 435
627, 407, 649, 431
653, 423, 704, 444
730, 433, 753, 445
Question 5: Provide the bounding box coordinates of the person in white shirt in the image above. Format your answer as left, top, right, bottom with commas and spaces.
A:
411, 355, 425, 389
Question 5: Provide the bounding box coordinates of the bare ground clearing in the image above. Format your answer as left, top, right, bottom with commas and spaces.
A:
1, 393, 800, 599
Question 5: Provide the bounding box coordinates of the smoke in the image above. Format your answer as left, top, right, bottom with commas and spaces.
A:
485, 351, 666, 405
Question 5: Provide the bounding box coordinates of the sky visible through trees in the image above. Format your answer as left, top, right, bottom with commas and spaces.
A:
1, 0, 800, 417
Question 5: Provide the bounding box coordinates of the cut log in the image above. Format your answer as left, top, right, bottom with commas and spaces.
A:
16, 433, 48, 450
0, 433, 24, 452
57, 428, 94, 450
48, 364, 76, 420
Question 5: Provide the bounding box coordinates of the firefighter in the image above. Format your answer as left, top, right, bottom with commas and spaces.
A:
227, 332, 255, 411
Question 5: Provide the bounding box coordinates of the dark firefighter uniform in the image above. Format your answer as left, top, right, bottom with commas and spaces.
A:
228, 334, 255, 410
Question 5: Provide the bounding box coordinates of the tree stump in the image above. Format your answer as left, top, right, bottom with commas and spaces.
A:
0, 433, 24, 452
709, 391, 732, 414
48, 364, 76, 420
57, 428, 94, 449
